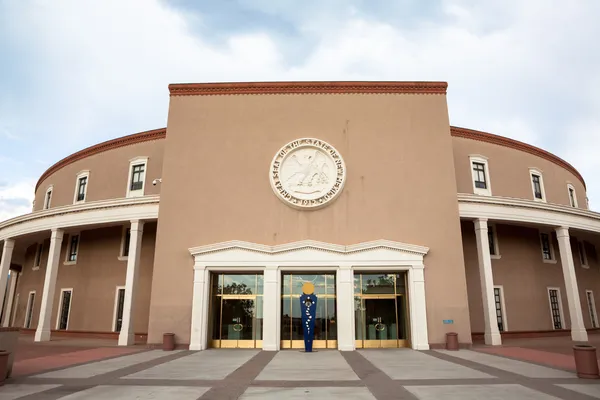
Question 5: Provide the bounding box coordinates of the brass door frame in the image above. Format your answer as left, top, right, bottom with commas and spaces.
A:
209, 273, 263, 349
354, 273, 410, 349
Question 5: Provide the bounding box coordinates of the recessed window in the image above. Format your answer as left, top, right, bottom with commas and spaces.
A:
73, 171, 89, 204
24, 291, 35, 329
586, 290, 599, 328
529, 169, 546, 202
547, 288, 563, 329
488, 224, 500, 259
56, 289, 73, 330
33, 243, 43, 270
126, 157, 148, 198
118, 226, 131, 260
540, 232, 556, 263
43, 186, 53, 209
469, 155, 492, 196
578, 240, 589, 268
567, 184, 578, 207
494, 286, 507, 332
113, 286, 126, 332
64, 234, 80, 264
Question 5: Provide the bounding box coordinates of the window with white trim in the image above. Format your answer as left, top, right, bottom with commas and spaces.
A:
126, 157, 148, 198
567, 184, 578, 207
469, 155, 492, 196
488, 224, 500, 259
64, 234, 80, 264
494, 286, 507, 332
43, 186, 53, 209
586, 290, 599, 328
529, 169, 546, 202
33, 243, 43, 270
73, 171, 89, 204
118, 226, 131, 260
56, 289, 73, 330
547, 288, 563, 329
578, 240, 589, 268
539, 232, 556, 262
113, 286, 126, 332
24, 291, 35, 329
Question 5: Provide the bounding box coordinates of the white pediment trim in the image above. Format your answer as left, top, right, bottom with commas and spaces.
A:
189, 239, 429, 258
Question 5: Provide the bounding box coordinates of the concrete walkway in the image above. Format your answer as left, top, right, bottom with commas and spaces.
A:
2, 348, 600, 399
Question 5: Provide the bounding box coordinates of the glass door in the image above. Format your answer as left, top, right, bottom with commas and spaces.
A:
354, 272, 409, 348
209, 273, 263, 348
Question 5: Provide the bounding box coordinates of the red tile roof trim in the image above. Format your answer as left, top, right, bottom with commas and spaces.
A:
451, 126, 586, 189
168, 81, 448, 96
35, 128, 166, 192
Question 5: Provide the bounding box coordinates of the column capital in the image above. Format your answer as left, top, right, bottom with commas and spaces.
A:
130, 220, 145, 232
555, 226, 570, 238
193, 261, 207, 271
50, 229, 64, 240
2, 239, 15, 250
338, 263, 353, 270
473, 218, 489, 230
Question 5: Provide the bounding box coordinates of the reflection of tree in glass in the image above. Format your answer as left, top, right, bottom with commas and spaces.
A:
363, 275, 394, 294
221, 282, 253, 295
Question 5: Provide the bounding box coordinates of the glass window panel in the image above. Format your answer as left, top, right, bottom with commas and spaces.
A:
256, 274, 264, 295
327, 298, 337, 340
291, 299, 303, 340
222, 274, 257, 295
354, 275, 361, 294
361, 274, 395, 294
395, 273, 406, 294
254, 296, 263, 340
281, 297, 292, 340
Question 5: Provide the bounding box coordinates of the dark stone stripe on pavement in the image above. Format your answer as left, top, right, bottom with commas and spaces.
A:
341, 351, 419, 400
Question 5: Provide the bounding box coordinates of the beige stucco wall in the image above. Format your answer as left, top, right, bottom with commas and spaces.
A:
462, 220, 600, 333
12, 223, 156, 333
33, 139, 165, 211
452, 137, 587, 208
149, 92, 472, 346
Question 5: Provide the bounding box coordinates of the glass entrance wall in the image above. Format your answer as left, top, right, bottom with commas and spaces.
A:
281, 273, 337, 349
209, 273, 264, 348
354, 272, 409, 348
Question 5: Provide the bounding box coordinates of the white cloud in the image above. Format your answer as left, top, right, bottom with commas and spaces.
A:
0, 0, 599, 220
0, 181, 34, 221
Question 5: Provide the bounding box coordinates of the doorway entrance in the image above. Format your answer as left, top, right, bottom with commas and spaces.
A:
209, 273, 263, 348
354, 272, 409, 348
281, 273, 337, 349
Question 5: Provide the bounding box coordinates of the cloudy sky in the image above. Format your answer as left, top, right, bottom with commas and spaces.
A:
1, 0, 599, 220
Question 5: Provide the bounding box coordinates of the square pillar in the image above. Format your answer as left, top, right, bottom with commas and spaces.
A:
2, 270, 18, 327
474, 219, 502, 345
408, 266, 430, 350
556, 226, 588, 341
189, 264, 209, 350
35, 229, 64, 342
118, 220, 144, 346
262, 265, 280, 351
0, 240, 15, 320
336, 265, 354, 351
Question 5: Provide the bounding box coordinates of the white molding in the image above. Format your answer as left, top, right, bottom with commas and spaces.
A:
493, 285, 508, 332
469, 155, 492, 196
112, 286, 126, 332
567, 183, 578, 208
43, 185, 53, 210
189, 239, 430, 352
586, 290, 599, 328
24, 290, 36, 329
458, 194, 600, 235
0, 196, 159, 241
529, 168, 547, 203
55, 288, 73, 330
126, 157, 148, 198
547, 287, 565, 330
63, 232, 80, 265
72, 170, 90, 205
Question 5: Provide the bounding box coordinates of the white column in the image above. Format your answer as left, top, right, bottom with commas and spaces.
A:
189, 264, 209, 350
2, 270, 18, 327
409, 265, 430, 350
0, 240, 15, 322
556, 226, 588, 342
336, 265, 355, 351
118, 220, 144, 346
35, 229, 64, 342
474, 219, 502, 346
262, 265, 279, 351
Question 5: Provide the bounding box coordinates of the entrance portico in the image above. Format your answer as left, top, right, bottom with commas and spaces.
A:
188, 239, 430, 351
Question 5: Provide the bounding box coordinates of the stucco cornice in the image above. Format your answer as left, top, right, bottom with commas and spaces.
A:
189, 239, 430, 257
450, 126, 586, 189
35, 128, 167, 192
169, 81, 448, 96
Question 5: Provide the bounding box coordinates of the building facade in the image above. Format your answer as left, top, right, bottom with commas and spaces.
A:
0, 81, 598, 351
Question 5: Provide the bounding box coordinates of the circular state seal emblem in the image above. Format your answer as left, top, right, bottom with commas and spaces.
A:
270, 138, 346, 209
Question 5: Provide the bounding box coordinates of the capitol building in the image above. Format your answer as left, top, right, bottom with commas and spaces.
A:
0, 81, 597, 351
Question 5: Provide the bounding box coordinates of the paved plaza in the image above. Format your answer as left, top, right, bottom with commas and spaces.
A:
2, 347, 600, 399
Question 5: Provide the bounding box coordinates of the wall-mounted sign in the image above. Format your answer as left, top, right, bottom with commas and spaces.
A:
443, 319, 454, 324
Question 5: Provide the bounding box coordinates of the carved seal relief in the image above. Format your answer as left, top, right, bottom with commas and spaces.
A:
270, 138, 346, 209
